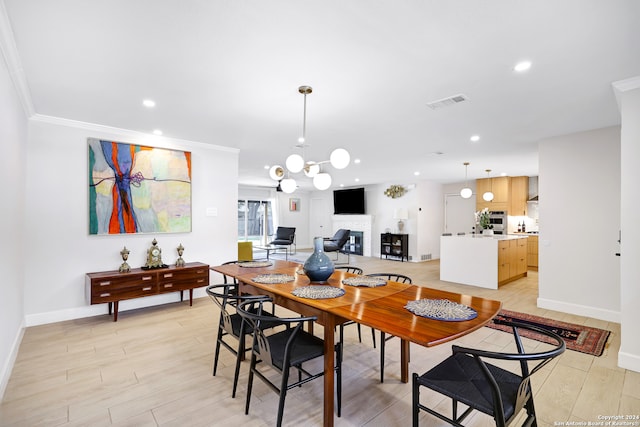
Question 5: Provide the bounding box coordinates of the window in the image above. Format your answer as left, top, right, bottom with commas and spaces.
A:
238, 199, 273, 243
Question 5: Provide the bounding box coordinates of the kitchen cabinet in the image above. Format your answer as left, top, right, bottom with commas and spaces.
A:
510, 176, 529, 216
476, 176, 510, 211
527, 235, 539, 270
476, 176, 529, 216
380, 233, 408, 262
498, 240, 511, 283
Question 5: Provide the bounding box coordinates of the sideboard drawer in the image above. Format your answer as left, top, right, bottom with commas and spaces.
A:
91, 283, 158, 304
91, 273, 157, 291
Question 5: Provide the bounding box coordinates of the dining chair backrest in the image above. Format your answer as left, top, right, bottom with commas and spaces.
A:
336, 266, 363, 275
413, 318, 566, 427
366, 272, 412, 284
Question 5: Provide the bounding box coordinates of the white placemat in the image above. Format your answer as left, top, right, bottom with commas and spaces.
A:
291, 285, 345, 299
405, 299, 477, 321
238, 261, 273, 268
252, 274, 295, 284
342, 276, 387, 287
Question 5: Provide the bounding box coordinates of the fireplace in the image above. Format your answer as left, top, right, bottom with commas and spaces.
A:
331, 215, 372, 257
343, 231, 363, 255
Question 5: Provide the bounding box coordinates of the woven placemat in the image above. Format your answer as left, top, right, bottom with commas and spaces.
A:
291, 285, 345, 299
237, 261, 273, 268
252, 274, 295, 284
405, 299, 477, 321
342, 276, 387, 287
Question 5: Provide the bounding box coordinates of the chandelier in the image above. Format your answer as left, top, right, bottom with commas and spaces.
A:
268, 85, 350, 193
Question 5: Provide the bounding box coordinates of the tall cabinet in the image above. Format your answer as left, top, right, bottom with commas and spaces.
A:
476, 176, 529, 216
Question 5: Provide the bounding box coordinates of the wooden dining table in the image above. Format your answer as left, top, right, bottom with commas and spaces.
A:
210, 260, 502, 427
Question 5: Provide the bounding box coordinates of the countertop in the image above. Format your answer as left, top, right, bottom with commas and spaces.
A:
443, 234, 528, 240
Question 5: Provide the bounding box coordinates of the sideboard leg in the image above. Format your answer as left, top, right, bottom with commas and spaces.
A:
189, 289, 194, 306
108, 302, 112, 315
113, 301, 119, 322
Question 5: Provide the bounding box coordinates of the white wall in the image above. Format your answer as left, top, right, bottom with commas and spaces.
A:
0, 43, 28, 400
291, 181, 444, 262
22, 117, 239, 324
615, 79, 640, 372
537, 126, 621, 322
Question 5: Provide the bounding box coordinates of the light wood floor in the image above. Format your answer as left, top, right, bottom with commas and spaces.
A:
1, 254, 638, 426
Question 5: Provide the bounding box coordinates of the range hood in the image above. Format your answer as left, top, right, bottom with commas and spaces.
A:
527, 176, 539, 202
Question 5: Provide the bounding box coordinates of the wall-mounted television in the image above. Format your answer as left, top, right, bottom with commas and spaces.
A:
333, 187, 365, 215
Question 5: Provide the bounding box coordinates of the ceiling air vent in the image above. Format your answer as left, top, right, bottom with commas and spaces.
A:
426, 94, 469, 110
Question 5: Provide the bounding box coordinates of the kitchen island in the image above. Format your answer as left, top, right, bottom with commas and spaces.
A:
440, 234, 528, 289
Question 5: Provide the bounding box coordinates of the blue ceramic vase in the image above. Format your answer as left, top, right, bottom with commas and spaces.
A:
303, 237, 335, 283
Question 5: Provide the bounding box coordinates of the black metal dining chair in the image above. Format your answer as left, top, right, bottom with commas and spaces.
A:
206, 284, 277, 398
412, 318, 566, 427
237, 296, 342, 427
335, 266, 374, 346
365, 272, 413, 383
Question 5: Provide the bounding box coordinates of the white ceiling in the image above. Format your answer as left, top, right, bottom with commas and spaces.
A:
3, 0, 639, 191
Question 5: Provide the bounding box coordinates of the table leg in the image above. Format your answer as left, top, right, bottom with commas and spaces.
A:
323, 316, 335, 427
400, 339, 410, 383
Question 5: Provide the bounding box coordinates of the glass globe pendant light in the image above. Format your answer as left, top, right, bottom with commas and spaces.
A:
280, 177, 297, 193
460, 162, 472, 199
482, 169, 494, 201
267, 85, 351, 192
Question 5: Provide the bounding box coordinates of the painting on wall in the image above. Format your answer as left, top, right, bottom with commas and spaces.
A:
88, 138, 192, 235
289, 198, 300, 212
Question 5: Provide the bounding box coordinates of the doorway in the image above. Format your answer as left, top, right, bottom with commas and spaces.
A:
444, 193, 476, 235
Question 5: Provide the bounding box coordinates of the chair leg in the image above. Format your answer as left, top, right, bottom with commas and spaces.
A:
412, 373, 420, 427
245, 354, 256, 415
213, 327, 224, 376
277, 365, 291, 427
380, 331, 386, 383
231, 334, 245, 398
336, 342, 342, 417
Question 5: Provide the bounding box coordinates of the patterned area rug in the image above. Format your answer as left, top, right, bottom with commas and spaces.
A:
486, 309, 611, 356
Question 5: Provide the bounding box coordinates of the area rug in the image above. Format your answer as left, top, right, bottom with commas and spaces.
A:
486, 309, 611, 356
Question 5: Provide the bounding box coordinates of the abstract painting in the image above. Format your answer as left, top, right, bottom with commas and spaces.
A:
88, 138, 192, 235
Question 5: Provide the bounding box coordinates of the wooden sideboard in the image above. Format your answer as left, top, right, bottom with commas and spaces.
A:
86, 262, 209, 321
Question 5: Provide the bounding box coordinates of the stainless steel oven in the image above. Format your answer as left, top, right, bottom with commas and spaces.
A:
489, 211, 507, 235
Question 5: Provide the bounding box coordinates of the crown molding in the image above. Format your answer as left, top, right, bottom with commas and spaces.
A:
31, 114, 239, 153
0, 0, 35, 118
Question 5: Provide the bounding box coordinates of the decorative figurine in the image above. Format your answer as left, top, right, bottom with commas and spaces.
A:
176, 243, 185, 267
119, 246, 131, 273
143, 238, 167, 269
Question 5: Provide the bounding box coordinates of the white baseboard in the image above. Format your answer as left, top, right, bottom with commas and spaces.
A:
25, 288, 210, 327
537, 297, 621, 323
0, 319, 25, 401
618, 350, 640, 373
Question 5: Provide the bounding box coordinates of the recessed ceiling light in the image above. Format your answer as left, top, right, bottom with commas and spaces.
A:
470, 135, 480, 142
152, 129, 162, 135
143, 99, 156, 108
339, 184, 345, 187
354, 158, 361, 164
514, 61, 532, 72
355, 178, 360, 182
414, 171, 420, 176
